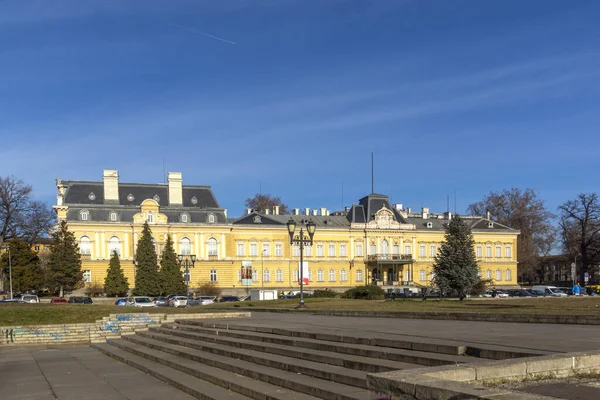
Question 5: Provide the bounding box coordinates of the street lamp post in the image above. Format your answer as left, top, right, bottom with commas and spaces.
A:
1, 244, 13, 300
177, 254, 196, 297
287, 218, 316, 309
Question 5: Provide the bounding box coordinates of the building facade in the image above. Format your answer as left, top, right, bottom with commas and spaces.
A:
53, 170, 519, 294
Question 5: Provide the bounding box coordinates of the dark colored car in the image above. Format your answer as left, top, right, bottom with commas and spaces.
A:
50, 297, 68, 304
219, 296, 240, 302
507, 289, 536, 297
68, 296, 93, 304
152, 297, 168, 306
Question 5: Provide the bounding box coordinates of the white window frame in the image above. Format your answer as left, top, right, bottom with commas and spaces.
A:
476, 246, 482, 258
207, 238, 218, 257
392, 244, 400, 255
250, 243, 258, 256
83, 270, 92, 284
505, 246, 512, 258
340, 269, 347, 282
80, 210, 89, 221
147, 211, 154, 223
495, 246, 502, 258
496, 269, 502, 281
210, 269, 217, 282
308, 269, 313, 282
80, 236, 91, 255
328, 243, 335, 257
180, 237, 191, 255
486, 246, 492, 258
181, 214, 188, 223
316, 244, 324, 257
419, 245, 426, 257
305, 245, 312, 257
355, 243, 363, 257
317, 269, 324, 282
380, 240, 389, 255
275, 244, 283, 257
356, 269, 363, 282
340, 243, 347, 257
404, 245, 412, 255
252, 269, 259, 282
262, 243, 270, 257
293, 269, 299, 282
263, 269, 271, 283
328, 269, 335, 282
429, 245, 436, 257
292, 244, 300, 257
108, 236, 121, 256
486, 269, 492, 279
506, 268, 512, 281
237, 243, 245, 257
110, 212, 117, 222
208, 214, 215, 223
369, 242, 377, 255
419, 270, 426, 281
276, 269, 283, 282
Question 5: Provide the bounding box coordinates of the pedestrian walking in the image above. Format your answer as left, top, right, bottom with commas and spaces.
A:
572, 282, 581, 296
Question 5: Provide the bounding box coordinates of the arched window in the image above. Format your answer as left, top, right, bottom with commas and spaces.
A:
80, 210, 89, 221
181, 214, 188, 223
207, 237, 218, 257
109, 236, 121, 256
180, 237, 191, 255
380, 240, 389, 255
147, 211, 154, 223
208, 214, 215, 223
79, 236, 91, 255
109, 212, 117, 222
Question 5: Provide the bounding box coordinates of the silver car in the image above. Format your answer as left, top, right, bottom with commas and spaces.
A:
169, 296, 188, 308
197, 296, 216, 305
127, 296, 157, 308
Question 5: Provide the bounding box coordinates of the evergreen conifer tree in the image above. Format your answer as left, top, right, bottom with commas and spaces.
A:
133, 222, 161, 296
432, 215, 480, 300
159, 234, 186, 295
104, 251, 129, 297
0, 239, 44, 294
46, 220, 83, 296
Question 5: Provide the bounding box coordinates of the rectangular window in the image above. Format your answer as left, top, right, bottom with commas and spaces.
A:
237, 243, 245, 257
275, 244, 283, 257
393, 244, 400, 255
419, 245, 426, 257
486, 270, 492, 279
356, 269, 363, 282
276, 269, 283, 282
505, 269, 512, 281
263, 269, 271, 282
210, 269, 217, 282
404, 245, 412, 255
308, 269, 313, 282
328, 269, 335, 282
317, 269, 324, 282
293, 269, 299, 282
495, 246, 501, 258
369, 243, 376, 255
252, 270, 259, 282
293, 245, 300, 257
476, 246, 482, 258
83, 270, 92, 284
505, 247, 512, 258
316, 244, 324, 257
305, 245, 313, 257
355, 243, 363, 257
340, 269, 347, 282
496, 270, 502, 281
340, 244, 347, 257
486, 246, 492, 258
404, 270, 410, 282
328, 243, 335, 257
419, 270, 426, 281
262, 243, 270, 257
250, 243, 258, 256
430, 245, 436, 257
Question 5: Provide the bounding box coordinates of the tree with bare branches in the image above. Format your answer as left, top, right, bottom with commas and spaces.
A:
467, 188, 555, 283
558, 193, 600, 284
244, 193, 289, 215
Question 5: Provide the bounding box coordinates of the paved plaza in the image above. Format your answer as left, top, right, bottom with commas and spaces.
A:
3, 312, 600, 399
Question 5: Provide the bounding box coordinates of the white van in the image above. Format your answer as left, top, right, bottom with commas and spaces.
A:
531, 285, 568, 297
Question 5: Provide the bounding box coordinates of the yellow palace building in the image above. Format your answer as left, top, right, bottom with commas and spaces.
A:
53, 170, 519, 294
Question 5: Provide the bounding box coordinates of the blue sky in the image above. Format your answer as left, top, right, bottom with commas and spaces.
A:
1, 0, 599, 217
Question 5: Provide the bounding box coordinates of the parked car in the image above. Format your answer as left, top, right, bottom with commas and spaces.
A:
50, 297, 68, 305
507, 289, 536, 297
530, 285, 568, 297
197, 296, 216, 305
126, 296, 156, 307
219, 296, 240, 303
169, 296, 188, 308
556, 287, 575, 296
68, 296, 93, 304
166, 294, 187, 306
152, 297, 168, 307
19, 294, 40, 303
114, 298, 127, 306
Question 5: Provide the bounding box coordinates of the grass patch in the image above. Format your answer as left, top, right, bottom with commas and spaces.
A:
0, 304, 223, 326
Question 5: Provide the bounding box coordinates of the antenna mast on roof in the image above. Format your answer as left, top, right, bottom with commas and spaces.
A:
447, 194, 450, 213
342, 182, 344, 210
371, 152, 374, 194
162, 157, 166, 184
454, 191, 457, 215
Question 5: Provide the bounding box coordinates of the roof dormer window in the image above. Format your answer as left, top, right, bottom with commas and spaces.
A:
147, 211, 154, 223
208, 214, 216, 223
80, 209, 89, 221
426, 221, 433, 228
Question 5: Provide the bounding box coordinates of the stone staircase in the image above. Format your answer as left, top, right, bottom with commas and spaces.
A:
93, 319, 507, 400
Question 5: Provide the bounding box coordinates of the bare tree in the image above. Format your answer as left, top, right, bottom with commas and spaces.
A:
244, 193, 289, 215
0, 176, 55, 246
467, 188, 555, 283
558, 193, 600, 284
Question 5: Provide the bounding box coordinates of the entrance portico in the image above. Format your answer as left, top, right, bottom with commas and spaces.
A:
366, 254, 414, 285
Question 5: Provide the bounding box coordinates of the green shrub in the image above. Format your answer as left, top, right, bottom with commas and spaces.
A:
312, 289, 338, 298
342, 285, 385, 300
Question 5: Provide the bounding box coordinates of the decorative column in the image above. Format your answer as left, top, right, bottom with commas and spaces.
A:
100, 232, 106, 259
199, 233, 205, 259
94, 232, 100, 259
221, 233, 226, 259
124, 232, 129, 259
194, 233, 200, 256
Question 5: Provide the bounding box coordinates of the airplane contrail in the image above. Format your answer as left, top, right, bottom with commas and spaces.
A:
166, 21, 236, 45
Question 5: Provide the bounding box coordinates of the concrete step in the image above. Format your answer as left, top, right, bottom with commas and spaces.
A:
94, 343, 252, 400
178, 320, 465, 355
134, 330, 368, 388
110, 336, 367, 400
152, 325, 417, 373
169, 322, 477, 367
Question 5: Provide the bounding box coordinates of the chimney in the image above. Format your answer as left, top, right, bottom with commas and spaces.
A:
312, 209, 318, 216
247, 208, 253, 215
344, 206, 351, 212
305, 208, 310, 216
265, 209, 270, 215
326, 210, 330, 216
320, 207, 327, 216
407, 207, 412, 214
274, 206, 280, 215
103, 169, 119, 204
393, 203, 403, 211
167, 172, 183, 206
444, 211, 452, 220
422, 207, 430, 219
293, 208, 300, 215
486, 209, 491, 220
